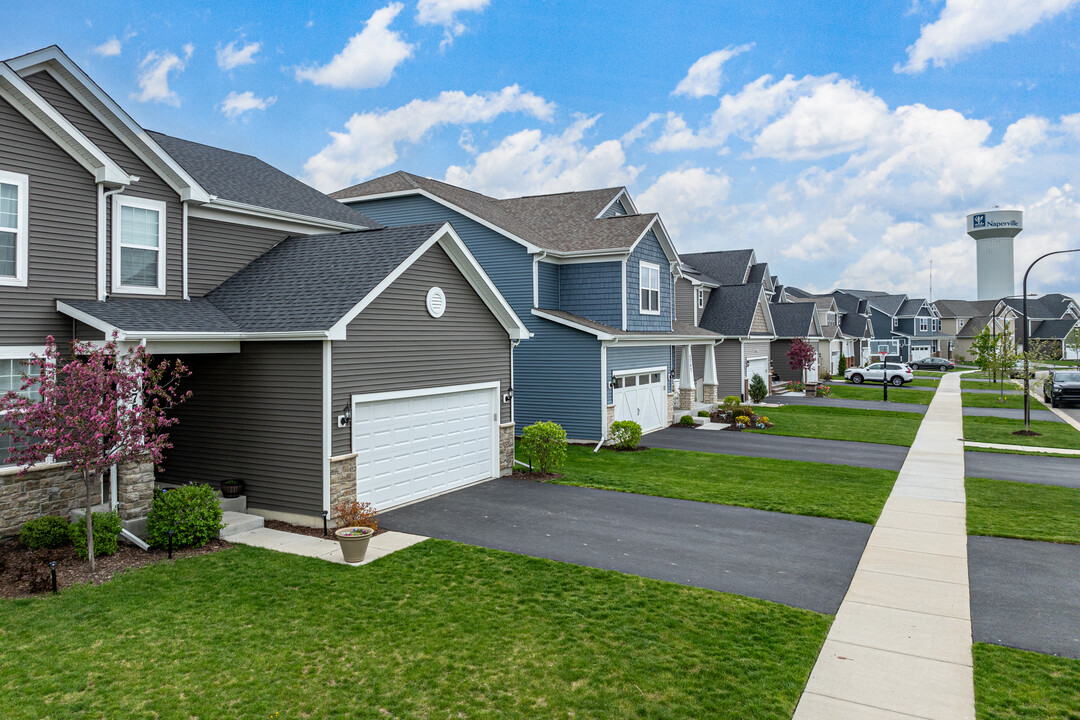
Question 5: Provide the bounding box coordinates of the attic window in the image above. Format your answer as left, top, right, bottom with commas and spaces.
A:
826, 311, 836, 325
696, 288, 704, 309
639, 262, 660, 315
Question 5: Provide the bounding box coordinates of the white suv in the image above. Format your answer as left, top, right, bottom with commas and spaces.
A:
845, 362, 914, 387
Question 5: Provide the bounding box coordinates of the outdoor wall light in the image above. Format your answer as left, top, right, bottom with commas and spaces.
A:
502, 387, 514, 403
48, 560, 58, 594
338, 402, 352, 428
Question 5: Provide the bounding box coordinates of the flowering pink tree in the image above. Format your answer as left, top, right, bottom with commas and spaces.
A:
786, 338, 818, 384
0, 335, 190, 571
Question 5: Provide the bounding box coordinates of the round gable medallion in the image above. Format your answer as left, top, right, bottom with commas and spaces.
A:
426, 286, 446, 318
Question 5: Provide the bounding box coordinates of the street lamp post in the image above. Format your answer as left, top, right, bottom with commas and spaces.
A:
1022, 249, 1080, 431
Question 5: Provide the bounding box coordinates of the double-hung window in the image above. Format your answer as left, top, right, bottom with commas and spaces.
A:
0, 353, 42, 467
112, 195, 166, 295
826, 311, 836, 325
0, 170, 29, 287
639, 261, 660, 314
919, 318, 929, 332
696, 288, 704, 309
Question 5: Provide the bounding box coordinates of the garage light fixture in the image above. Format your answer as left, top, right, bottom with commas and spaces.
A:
502, 387, 513, 403
338, 402, 351, 428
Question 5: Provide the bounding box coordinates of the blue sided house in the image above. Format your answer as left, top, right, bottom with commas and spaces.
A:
332, 173, 720, 441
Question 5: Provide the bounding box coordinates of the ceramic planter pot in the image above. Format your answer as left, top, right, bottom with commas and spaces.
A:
220, 479, 244, 499
335, 526, 375, 563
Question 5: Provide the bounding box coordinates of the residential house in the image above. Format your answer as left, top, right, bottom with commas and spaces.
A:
333, 172, 721, 441
0, 47, 528, 537
999, 294, 1080, 359
838, 290, 946, 362
769, 302, 824, 383
932, 299, 999, 360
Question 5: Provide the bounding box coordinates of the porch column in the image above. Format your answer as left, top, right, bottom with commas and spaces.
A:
702, 343, 718, 404
678, 344, 695, 410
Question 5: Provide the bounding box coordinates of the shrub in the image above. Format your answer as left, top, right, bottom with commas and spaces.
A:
69, 511, 122, 560
519, 421, 568, 473
609, 420, 642, 450
679, 414, 695, 426
735, 415, 751, 428
19, 515, 71, 550
697, 410, 710, 417
818, 385, 832, 398
146, 483, 224, 550
838, 355, 848, 375
722, 395, 742, 411
786, 380, 804, 392
957, 354, 967, 364
333, 499, 379, 531
748, 373, 768, 403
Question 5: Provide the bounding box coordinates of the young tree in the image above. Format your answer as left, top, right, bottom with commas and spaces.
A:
1065, 327, 1080, 362
786, 338, 818, 384
970, 325, 997, 378
0, 335, 190, 571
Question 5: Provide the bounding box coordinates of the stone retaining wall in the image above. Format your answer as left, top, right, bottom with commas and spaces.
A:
0, 462, 101, 539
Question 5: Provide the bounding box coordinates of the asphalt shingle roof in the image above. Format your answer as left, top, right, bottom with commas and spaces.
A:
747, 262, 768, 286
1030, 318, 1078, 339
680, 250, 754, 286
770, 302, 817, 338
61, 298, 241, 333
866, 294, 907, 316
897, 298, 928, 316
933, 299, 996, 318
1002, 295, 1073, 320
698, 283, 765, 336
148, 131, 381, 228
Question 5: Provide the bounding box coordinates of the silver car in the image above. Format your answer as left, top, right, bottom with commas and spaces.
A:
845, 362, 914, 387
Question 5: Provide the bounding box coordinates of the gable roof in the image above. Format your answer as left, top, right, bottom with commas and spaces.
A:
147, 132, 380, 229
840, 311, 874, 338
770, 302, 819, 339
933, 298, 997, 318
1030, 318, 1078, 340
897, 298, 929, 317
866, 294, 907, 316
680, 250, 755, 286
698, 283, 773, 337
532, 308, 721, 342
1002, 295, 1076, 320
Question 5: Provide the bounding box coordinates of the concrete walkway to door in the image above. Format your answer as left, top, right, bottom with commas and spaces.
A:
794, 371, 975, 719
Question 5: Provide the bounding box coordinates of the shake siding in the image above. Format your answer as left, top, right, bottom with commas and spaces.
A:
675, 278, 694, 325
24, 71, 183, 300
331, 244, 511, 456
0, 95, 97, 346
714, 341, 743, 398
750, 301, 769, 333
187, 217, 290, 296
163, 341, 324, 515
600, 199, 627, 217
559, 261, 621, 327
625, 230, 672, 332
537, 260, 559, 308
606, 345, 671, 403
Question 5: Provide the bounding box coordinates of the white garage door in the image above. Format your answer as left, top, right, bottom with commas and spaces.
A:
613, 369, 666, 432
911, 345, 932, 362
352, 383, 499, 511
747, 356, 769, 394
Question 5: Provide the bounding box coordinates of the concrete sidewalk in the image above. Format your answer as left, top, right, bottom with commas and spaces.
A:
228, 527, 427, 565
794, 371, 975, 719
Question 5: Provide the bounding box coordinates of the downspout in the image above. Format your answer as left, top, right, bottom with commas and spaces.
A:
595, 336, 619, 452
182, 202, 189, 300
509, 338, 520, 424
98, 184, 129, 300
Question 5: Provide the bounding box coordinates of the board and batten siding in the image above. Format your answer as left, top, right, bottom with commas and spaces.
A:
625, 230, 672, 332
559, 261, 621, 327
0, 95, 97, 346
24, 71, 184, 300
714, 341, 743, 399
606, 345, 671, 404
163, 341, 324, 515
536, 260, 559, 308
186, 217, 290, 297
331, 243, 511, 456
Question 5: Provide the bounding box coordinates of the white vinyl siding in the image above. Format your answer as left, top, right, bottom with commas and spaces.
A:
112, 195, 166, 295
0, 170, 29, 287
639, 261, 660, 314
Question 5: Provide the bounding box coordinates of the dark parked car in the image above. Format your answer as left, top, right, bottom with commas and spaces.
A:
1043, 370, 1080, 408
908, 357, 954, 371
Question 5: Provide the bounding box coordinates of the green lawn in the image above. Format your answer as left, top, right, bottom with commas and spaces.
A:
545, 445, 896, 524
963, 415, 1080, 451
914, 370, 946, 377
962, 379, 1022, 392
974, 644, 1080, 720
961, 392, 1047, 410
908, 377, 940, 388
746, 404, 924, 447
966, 477, 1080, 544
0, 542, 831, 720
828, 384, 933, 405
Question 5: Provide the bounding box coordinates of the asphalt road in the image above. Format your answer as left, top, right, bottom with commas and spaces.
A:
643, 427, 909, 471
766, 395, 928, 414
380, 478, 872, 613
965, 451, 1080, 488
1063, 405, 1080, 424
968, 536, 1080, 659
961, 406, 1062, 422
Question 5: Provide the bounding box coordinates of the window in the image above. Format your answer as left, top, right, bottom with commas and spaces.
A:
0, 171, 29, 287
696, 288, 704, 309
958, 318, 965, 330
826, 311, 836, 325
639, 262, 660, 314
919, 318, 929, 332
891, 317, 898, 329
0, 358, 40, 401
112, 196, 166, 295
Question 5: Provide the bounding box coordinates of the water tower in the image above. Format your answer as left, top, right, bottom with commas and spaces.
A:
967, 209, 1022, 300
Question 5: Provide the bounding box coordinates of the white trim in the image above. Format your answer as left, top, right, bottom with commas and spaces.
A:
200, 198, 368, 232
639, 260, 661, 315
595, 188, 633, 219
0, 170, 29, 287
626, 215, 680, 265
599, 343, 608, 442
187, 203, 360, 237
0, 345, 46, 358
140, 340, 240, 355
533, 308, 717, 344
532, 254, 539, 307
611, 365, 667, 379
621, 258, 628, 330
110, 194, 167, 296
539, 250, 630, 264
181, 202, 189, 300
322, 339, 332, 513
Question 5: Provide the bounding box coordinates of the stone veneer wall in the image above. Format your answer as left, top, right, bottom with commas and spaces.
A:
0, 462, 101, 539
702, 384, 718, 404
116, 460, 154, 520
605, 405, 615, 439
499, 422, 515, 476
678, 387, 695, 411
667, 392, 675, 426
329, 453, 357, 513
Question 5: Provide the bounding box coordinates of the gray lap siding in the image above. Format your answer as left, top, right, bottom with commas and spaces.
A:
331, 244, 512, 456
186, 217, 291, 296
0, 95, 98, 346
715, 341, 744, 399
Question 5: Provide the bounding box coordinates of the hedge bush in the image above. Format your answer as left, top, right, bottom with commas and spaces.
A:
19, 515, 71, 550
146, 483, 224, 549
519, 421, 568, 473
609, 420, 642, 450
722, 396, 742, 411
69, 511, 122, 560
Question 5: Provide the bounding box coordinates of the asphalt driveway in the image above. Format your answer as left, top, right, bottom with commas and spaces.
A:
643, 427, 908, 471
969, 536, 1080, 659
766, 395, 928, 414
381, 478, 872, 614
965, 451, 1080, 488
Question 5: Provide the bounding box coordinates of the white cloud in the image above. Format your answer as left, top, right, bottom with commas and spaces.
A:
673, 44, 753, 98
92, 37, 122, 57
897, 0, 1080, 74
303, 85, 555, 191
220, 91, 276, 119
217, 40, 261, 70
637, 167, 731, 235
132, 49, 188, 106
416, 0, 490, 47
183, 43, 194, 61
295, 3, 414, 89
444, 115, 642, 198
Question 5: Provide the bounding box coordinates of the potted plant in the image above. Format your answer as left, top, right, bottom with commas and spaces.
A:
220, 478, 244, 499
332, 499, 379, 563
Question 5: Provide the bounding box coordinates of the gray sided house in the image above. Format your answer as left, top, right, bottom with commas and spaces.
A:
769, 303, 824, 383
0, 46, 526, 536
333, 172, 718, 441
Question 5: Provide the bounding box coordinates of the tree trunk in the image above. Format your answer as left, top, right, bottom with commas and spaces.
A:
83, 470, 96, 573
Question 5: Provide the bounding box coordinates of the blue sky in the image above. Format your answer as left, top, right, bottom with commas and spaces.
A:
5, 0, 1080, 301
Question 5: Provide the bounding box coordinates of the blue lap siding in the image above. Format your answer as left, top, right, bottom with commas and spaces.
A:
625, 230, 673, 332
537, 260, 559, 309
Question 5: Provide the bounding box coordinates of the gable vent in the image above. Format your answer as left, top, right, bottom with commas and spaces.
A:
426, 286, 446, 318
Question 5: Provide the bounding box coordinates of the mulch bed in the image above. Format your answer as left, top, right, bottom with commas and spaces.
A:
262, 518, 387, 538
513, 469, 564, 482
0, 537, 230, 599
